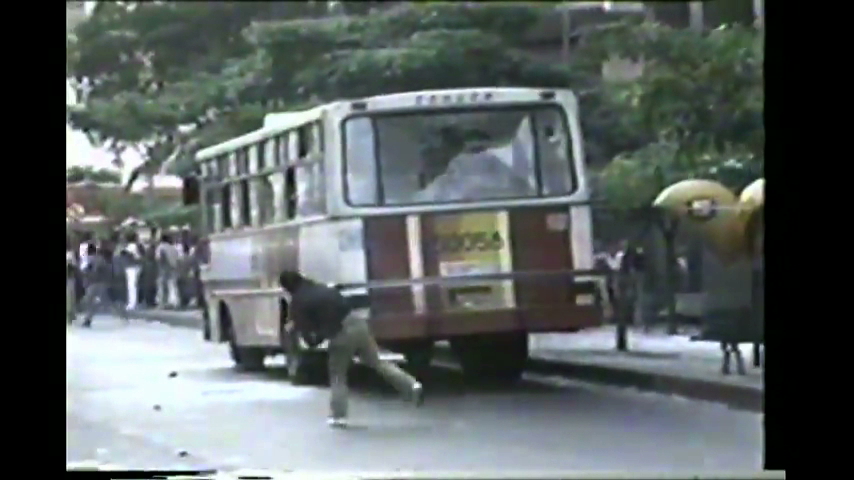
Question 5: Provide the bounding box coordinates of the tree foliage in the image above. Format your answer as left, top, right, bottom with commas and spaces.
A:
249, 3, 571, 102
67, 2, 285, 186
579, 21, 764, 209
67, 2, 579, 186
68, 3, 763, 214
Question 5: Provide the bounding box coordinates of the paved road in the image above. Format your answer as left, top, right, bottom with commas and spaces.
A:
67, 317, 764, 473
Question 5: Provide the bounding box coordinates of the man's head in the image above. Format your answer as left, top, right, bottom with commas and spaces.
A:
87, 243, 97, 256
279, 270, 305, 292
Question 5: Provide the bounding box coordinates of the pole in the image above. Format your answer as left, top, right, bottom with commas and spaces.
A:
662, 216, 679, 335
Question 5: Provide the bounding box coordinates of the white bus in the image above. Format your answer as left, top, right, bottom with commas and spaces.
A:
194, 87, 603, 385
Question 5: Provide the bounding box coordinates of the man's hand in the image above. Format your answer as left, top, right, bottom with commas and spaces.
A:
284, 321, 295, 334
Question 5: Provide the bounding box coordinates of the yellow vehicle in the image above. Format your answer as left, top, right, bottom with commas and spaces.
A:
194, 87, 603, 384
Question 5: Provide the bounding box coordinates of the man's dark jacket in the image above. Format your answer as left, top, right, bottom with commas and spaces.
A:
279, 271, 351, 342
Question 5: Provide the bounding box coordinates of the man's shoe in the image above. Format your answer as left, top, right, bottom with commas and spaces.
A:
412, 382, 424, 407
327, 417, 348, 429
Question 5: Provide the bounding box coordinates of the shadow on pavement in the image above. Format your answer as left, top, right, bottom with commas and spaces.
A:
178, 361, 562, 398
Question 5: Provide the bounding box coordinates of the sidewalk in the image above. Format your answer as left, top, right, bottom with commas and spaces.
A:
530, 326, 763, 389
527, 327, 762, 411
128, 309, 762, 411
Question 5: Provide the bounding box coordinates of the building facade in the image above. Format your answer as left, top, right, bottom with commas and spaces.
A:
66, 2, 88, 34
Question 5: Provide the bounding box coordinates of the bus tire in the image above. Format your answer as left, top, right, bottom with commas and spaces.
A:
202, 307, 212, 341
399, 341, 435, 379
450, 333, 528, 384
222, 305, 265, 372
287, 348, 328, 386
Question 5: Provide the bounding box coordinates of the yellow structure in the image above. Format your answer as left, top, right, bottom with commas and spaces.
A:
652, 178, 764, 264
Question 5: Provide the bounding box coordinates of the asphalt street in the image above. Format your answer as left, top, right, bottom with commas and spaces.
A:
67, 316, 764, 473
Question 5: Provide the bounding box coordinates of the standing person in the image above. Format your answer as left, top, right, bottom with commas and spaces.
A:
177, 228, 193, 308
78, 244, 123, 327
278, 271, 424, 428
78, 232, 94, 272
156, 233, 180, 308
142, 233, 159, 307
593, 250, 615, 322
66, 237, 78, 324
621, 243, 648, 330
106, 233, 126, 308
121, 232, 143, 311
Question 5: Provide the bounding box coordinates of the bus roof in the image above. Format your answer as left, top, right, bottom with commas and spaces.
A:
196, 87, 577, 161
195, 104, 330, 161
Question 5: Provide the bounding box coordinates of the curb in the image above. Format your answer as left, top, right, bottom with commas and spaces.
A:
432, 346, 762, 413
525, 356, 763, 412
132, 310, 762, 412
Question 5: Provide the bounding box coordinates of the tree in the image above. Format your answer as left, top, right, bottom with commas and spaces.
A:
249, 3, 574, 103
579, 21, 764, 210
68, 3, 588, 194
66, 166, 121, 184
66, 2, 304, 192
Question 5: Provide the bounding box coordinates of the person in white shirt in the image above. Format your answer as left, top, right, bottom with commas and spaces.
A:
78, 232, 94, 272
67, 238, 78, 324
122, 232, 143, 310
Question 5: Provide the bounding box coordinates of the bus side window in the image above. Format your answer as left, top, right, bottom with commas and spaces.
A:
202, 161, 220, 233
309, 122, 323, 155
236, 147, 251, 227
216, 155, 233, 230
285, 166, 296, 219
248, 143, 261, 227
300, 161, 325, 215
288, 130, 299, 163
344, 117, 378, 205
292, 159, 325, 217
297, 125, 310, 159
313, 161, 326, 213
275, 134, 287, 166
257, 140, 276, 226
221, 184, 233, 230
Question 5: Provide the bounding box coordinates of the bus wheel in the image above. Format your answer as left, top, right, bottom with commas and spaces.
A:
201, 308, 212, 341
287, 346, 328, 386
399, 341, 435, 379
450, 333, 528, 384
222, 307, 265, 372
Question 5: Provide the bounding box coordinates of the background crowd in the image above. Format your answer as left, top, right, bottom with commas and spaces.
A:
66, 226, 209, 323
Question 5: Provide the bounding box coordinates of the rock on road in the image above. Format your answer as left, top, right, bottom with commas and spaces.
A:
67, 317, 763, 473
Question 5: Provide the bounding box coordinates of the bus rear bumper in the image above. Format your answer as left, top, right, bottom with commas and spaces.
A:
368, 305, 602, 341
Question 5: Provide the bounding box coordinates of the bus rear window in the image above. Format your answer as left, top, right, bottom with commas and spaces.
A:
342, 105, 576, 207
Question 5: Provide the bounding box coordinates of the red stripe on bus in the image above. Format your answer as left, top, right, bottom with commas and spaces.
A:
363, 216, 415, 317
508, 207, 575, 326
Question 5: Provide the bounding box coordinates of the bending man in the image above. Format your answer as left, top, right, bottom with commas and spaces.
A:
279, 270, 424, 428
